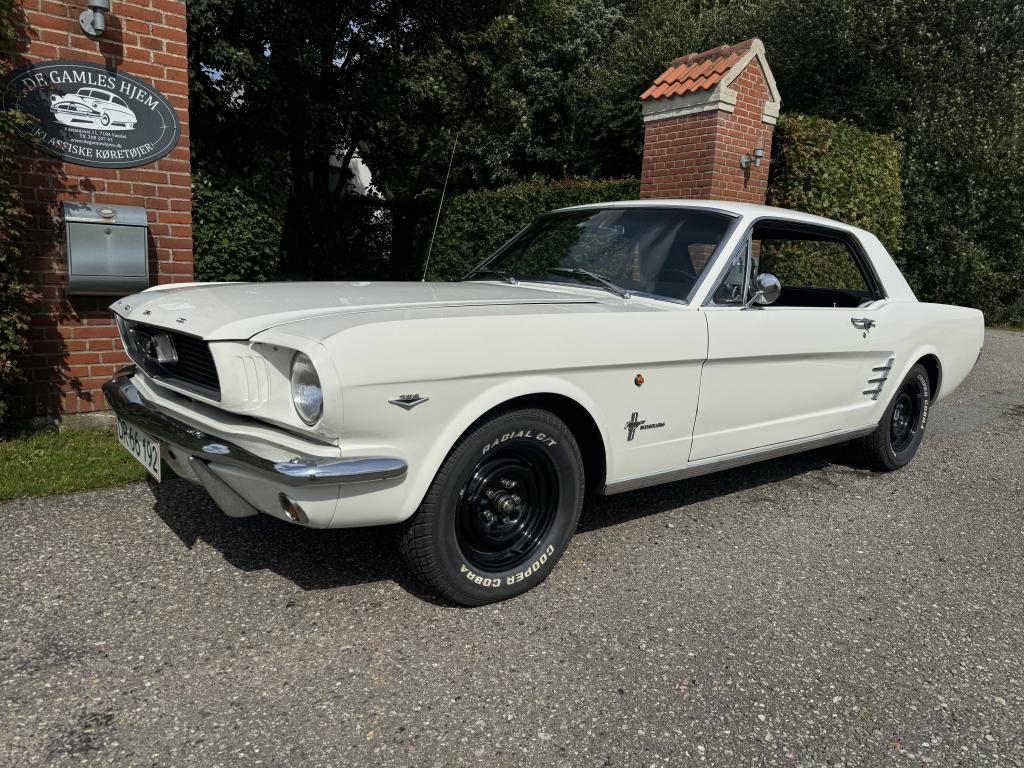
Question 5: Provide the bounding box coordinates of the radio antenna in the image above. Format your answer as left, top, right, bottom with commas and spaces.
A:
422, 131, 459, 282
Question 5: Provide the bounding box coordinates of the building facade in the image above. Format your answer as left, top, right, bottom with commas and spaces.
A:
8, 0, 192, 419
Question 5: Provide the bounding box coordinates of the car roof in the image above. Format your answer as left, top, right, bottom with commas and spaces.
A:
81, 88, 116, 98
552, 199, 869, 236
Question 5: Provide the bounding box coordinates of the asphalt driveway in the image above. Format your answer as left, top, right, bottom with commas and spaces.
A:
2, 330, 1022, 767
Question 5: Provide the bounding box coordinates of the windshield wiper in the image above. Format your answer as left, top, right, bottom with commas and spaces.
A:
546, 267, 631, 299
463, 268, 518, 285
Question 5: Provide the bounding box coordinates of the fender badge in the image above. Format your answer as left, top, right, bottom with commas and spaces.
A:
625, 412, 645, 441
634, 373, 644, 387
389, 394, 429, 410
625, 411, 664, 441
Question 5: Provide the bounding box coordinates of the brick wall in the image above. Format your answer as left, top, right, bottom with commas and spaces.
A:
11, 0, 191, 419
640, 52, 777, 204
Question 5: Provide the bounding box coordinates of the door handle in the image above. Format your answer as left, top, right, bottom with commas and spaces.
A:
851, 317, 876, 330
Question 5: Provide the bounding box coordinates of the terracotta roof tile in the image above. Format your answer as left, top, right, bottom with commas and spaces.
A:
641, 40, 754, 101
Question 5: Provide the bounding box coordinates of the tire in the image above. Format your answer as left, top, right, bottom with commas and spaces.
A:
100, 112, 110, 126
400, 408, 584, 606
852, 363, 931, 471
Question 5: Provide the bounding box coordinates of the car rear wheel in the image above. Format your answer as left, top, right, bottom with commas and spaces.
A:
400, 408, 584, 606
852, 363, 931, 471
100, 112, 110, 126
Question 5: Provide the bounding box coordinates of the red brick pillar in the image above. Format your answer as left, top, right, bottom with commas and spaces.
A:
7, 0, 192, 420
639, 38, 781, 203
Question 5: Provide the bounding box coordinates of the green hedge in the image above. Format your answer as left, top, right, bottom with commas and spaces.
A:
0, 0, 34, 431
424, 177, 640, 281
192, 173, 284, 282
767, 113, 904, 252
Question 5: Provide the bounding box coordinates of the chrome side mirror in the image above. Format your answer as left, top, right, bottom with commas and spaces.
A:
743, 273, 782, 308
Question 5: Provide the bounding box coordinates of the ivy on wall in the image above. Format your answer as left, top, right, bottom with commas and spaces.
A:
0, 0, 35, 431
767, 113, 905, 252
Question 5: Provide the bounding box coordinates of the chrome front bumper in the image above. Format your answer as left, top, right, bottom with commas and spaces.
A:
102, 368, 408, 486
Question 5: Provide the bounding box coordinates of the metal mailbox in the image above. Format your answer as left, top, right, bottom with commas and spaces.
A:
64, 202, 149, 296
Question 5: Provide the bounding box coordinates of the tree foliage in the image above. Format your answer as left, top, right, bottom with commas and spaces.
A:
192, 173, 284, 282
187, 0, 1024, 320
700, 0, 1024, 317
424, 177, 639, 281
768, 113, 904, 252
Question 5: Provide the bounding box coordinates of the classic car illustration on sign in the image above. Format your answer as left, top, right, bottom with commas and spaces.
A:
50, 87, 138, 130
104, 201, 984, 605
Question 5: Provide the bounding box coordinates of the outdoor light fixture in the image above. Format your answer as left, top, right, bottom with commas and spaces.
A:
79, 0, 111, 38
739, 140, 766, 170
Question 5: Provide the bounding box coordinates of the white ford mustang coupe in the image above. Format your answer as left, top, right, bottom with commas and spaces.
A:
105, 201, 984, 605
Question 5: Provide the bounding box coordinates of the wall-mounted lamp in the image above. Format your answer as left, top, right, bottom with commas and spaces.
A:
79, 0, 111, 38
739, 140, 766, 170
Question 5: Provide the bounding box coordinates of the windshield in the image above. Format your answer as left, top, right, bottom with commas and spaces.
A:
467, 207, 735, 302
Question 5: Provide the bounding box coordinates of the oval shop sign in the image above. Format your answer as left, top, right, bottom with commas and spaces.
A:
3, 60, 181, 169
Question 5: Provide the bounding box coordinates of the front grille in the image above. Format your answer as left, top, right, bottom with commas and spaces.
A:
163, 330, 221, 393
122, 319, 221, 397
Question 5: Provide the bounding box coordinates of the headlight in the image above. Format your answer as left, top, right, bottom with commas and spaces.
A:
290, 352, 323, 425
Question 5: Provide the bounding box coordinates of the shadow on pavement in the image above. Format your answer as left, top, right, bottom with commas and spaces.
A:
149, 445, 858, 595
150, 478, 427, 595
578, 445, 854, 533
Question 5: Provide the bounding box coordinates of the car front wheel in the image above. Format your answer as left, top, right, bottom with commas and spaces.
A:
400, 408, 584, 606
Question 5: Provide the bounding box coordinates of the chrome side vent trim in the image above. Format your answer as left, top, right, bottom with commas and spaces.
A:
863, 357, 894, 400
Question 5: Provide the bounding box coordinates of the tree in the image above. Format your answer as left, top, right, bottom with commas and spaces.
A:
187, 0, 1024, 321
698, 0, 1024, 316
187, 1, 640, 277
187, 1, 552, 278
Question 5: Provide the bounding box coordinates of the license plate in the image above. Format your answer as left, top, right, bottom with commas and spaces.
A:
116, 417, 161, 481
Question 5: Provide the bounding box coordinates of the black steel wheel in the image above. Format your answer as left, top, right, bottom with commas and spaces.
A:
455, 443, 560, 572
400, 408, 584, 606
889, 386, 923, 453
852, 363, 931, 471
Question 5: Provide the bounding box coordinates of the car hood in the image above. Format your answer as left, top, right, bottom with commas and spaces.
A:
111, 281, 603, 340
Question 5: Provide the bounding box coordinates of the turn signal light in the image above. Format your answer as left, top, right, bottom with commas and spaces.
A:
278, 493, 307, 524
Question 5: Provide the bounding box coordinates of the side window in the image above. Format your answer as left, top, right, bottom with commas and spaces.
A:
756, 238, 869, 292
751, 223, 878, 308
708, 222, 880, 308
